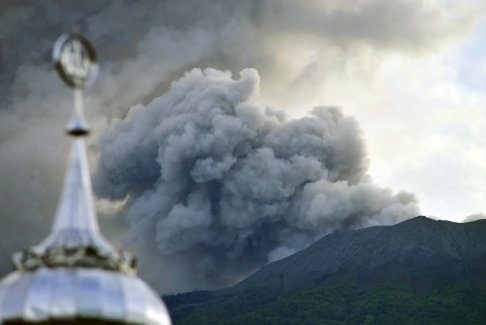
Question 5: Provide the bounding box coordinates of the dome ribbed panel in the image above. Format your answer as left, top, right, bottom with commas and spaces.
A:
76, 268, 104, 318
99, 269, 125, 320
23, 268, 52, 321
2, 272, 32, 320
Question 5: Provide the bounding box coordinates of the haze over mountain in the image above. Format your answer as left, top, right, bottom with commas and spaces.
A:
168, 216, 486, 322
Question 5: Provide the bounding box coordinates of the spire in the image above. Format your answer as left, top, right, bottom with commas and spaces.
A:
13, 32, 134, 274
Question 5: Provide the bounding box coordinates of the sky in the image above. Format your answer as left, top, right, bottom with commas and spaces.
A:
0, 0, 486, 293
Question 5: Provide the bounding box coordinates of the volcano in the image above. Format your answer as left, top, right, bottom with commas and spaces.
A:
167, 216, 486, 323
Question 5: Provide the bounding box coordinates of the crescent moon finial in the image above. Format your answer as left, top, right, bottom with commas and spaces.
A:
53, 31, 98, 136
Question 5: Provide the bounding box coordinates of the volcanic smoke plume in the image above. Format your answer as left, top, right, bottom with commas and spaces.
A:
94, 68, 419, 290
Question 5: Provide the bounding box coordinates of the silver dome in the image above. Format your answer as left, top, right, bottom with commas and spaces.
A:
0, 268, 170, 324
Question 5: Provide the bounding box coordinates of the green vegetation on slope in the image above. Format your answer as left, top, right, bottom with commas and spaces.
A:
176, 283, 486, 325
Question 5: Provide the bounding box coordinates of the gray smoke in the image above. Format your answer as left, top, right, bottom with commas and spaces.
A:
0, 0, 478, 292
463, 213, 486, 222
94, 68, 419, 290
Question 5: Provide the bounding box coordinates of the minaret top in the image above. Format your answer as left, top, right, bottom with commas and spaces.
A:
0, 31, 172, 324
12, 31, 134, 274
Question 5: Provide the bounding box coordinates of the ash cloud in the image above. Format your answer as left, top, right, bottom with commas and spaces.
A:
94, 68, 419, 290
0, 0, 478, 291
463, 213, 486, 222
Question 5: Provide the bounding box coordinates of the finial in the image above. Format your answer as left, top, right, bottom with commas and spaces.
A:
10, 31, 136, 275
53, 31, 98, 136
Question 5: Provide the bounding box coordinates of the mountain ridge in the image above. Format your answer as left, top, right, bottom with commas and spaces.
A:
166, 216, 486, 322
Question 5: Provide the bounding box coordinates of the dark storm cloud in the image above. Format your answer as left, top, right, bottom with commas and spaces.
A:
0, 0, 477, 291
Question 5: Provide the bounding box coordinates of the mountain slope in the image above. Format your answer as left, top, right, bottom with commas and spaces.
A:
167, 216, 486, 322
227, 216, 486, 295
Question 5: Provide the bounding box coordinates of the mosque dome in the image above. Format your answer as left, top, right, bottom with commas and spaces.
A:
0, 32, 172, 325
0, 268, 170, 324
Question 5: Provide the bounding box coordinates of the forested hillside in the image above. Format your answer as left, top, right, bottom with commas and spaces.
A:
176, 283, 486, 324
